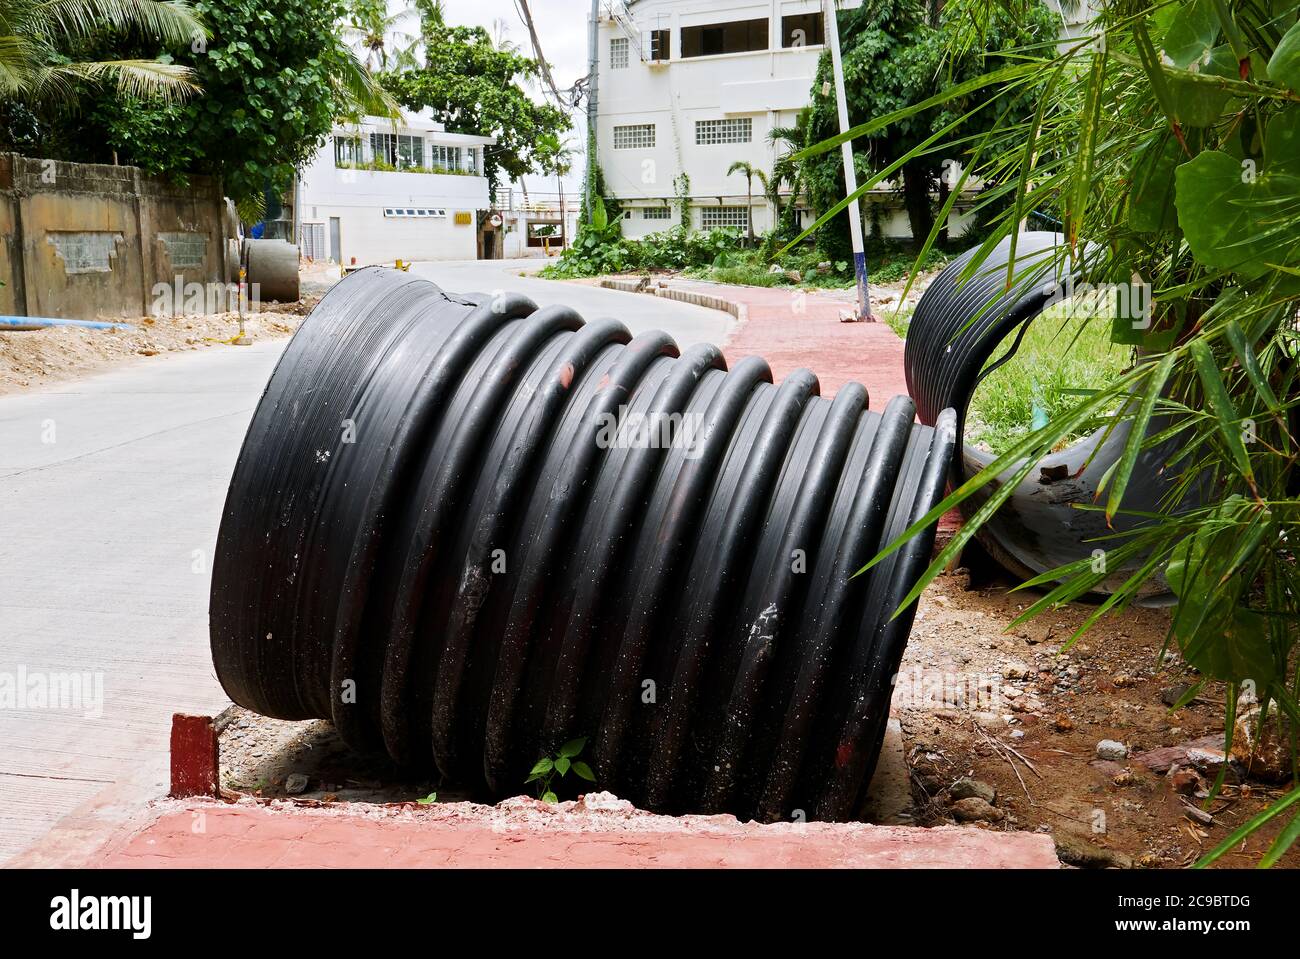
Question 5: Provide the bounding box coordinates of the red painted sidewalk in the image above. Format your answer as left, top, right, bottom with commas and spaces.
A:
684, 280, 912, 404
84, 794, 1059, 869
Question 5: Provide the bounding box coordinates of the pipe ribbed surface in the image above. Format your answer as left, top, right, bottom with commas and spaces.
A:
905, 233, 1183, 587
210, 267, 956, 821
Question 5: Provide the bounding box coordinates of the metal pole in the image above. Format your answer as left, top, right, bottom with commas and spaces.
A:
822, 0, 874, 321
582, 0, 600, 222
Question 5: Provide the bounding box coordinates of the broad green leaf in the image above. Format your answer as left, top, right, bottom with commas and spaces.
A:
554, 756, 571, 775
1175, 151, 1273, 277
1268, 18, 1300, 93
1158, 0, 1219, 69
572, 761, 596, 782
1127, 134, 1182, 232
529, 757, 553, 777
1166, 45, 1237, 126
559, 737, 586, 758
541, 790, 558, 804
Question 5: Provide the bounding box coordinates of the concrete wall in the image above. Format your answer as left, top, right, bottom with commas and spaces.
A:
0, 154, 232, 320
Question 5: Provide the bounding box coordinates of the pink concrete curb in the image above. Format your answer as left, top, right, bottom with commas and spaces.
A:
83, 793, 1059, 869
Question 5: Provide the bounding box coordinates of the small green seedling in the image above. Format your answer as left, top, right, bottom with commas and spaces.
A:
526, 737, 596, 803
416, 791, 437, 805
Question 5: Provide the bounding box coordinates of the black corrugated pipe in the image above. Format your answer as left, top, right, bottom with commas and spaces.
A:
905, 232, 1190, 590
210, 267, 956, 822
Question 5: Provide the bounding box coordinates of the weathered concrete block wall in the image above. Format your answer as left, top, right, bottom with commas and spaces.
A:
0, 154, 233, 319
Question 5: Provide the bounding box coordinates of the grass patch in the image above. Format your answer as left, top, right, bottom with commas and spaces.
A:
965, 305, 1132, 455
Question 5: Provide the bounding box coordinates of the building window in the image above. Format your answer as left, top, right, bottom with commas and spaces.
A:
782, 13, 825, 48
642, 206, 672, 220
398, 135, 423, 169
681, 18, 768, 58
695, 117, 752, 145
648, 28, 670, 61
370, 133, 425, 169
700, 206, 750, 230
383, 208, 448, 218
613, 123, 656, 149
610, 37, 629, 69
430, 144, 460, 171
334, 136, 362, 167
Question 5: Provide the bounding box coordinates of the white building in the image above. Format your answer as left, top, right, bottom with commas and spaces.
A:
297, 112, 497, 265
595, 0, 986, 241
595, 0, 856, 239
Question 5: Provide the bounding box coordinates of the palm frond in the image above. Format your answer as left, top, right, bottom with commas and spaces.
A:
32, 57, 198, 101
33, 0, 206, 48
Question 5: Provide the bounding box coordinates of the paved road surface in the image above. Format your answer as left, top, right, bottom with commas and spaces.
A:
0, 260, 732, 864
411, 258, 731, 348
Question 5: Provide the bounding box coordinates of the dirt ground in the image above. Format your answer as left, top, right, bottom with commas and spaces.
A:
899, 554, 1299, 868
0, 264, 336, 395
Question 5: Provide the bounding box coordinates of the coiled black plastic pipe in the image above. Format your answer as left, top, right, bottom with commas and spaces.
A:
905, 233, 1186, 588
211, 268, 956, 821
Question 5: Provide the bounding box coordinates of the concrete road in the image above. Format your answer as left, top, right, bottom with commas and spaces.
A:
0, 264, 734, 864
412, 258, 733, 348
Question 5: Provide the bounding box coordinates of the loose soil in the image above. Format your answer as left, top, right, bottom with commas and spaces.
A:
0, 263, 339, 395
900, 557, 1298, 868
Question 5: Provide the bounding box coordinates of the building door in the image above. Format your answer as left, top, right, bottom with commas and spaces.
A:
329, 217, 341, 263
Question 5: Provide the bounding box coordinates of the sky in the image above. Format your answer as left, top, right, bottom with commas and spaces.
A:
389, 0, 594, 196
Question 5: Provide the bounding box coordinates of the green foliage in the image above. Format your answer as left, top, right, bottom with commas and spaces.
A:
843, 0, 1300, 865
540, 219, 949, 291
525, 737, 596, 804
380, 0, 571, 197
801, 0, 1056, 254
9, 0, 393, 212
541, 196, 629, 277
539, 205, 751, 279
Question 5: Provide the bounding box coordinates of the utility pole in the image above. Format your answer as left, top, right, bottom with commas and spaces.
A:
582, 0, 600, 223
822, 0, 874, 321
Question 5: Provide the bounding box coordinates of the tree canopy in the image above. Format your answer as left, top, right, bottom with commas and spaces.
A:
802, 0, 1056, 254
3, 0, 391, 216
379, 0, 571, 197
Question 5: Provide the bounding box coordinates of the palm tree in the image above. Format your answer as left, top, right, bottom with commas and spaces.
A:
342, 0, 419, 72
766, 122, 805, 242
726, 159, 768, 246
0, 0, 205, 102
